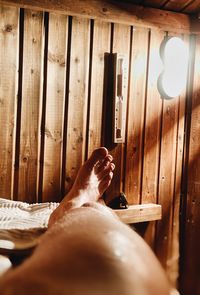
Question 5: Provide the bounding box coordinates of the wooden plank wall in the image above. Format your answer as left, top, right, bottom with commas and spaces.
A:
42, 13, 68, 202
0, 5, 18, 199
18, 10, 44, 203
180, 34, 200, 295
0, 4, 192, 288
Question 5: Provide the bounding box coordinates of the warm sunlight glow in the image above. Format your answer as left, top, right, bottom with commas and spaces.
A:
134, 54, 147, 78
158, 37, 189, 99
149, 49, 163, 86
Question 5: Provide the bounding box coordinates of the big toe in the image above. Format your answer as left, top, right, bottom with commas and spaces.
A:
87, 147, 108, 168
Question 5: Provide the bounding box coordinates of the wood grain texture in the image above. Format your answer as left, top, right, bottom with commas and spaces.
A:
87, 20, 111, 157
168, 35, 188, 289
124, 27, 149, 205
0, 4, 195, 289
169, 89, 186, 287
155, 30, 184, 277
0, 0, 195, 34
141, 29, 164, 248
0, 5, 19, 199
42, 13, 68, 202
163, 0, 193, 11
183, 0, 200, 13
155, 80, 179, 269
65, 17, 90, 194
142, 29, 164, 204
17, 10, 44, 203
105, 23, 131, 203
115, 203, 162, 224
181, 34, 200, 295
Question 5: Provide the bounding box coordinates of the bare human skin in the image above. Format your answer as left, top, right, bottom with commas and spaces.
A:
48, 147, 115, 227
0, 147, 170, 295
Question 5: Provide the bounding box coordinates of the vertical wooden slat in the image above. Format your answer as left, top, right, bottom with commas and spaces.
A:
181, 34, 200, 295
155, 80, 179, 268
87, 20, 111, 157
0, 6, 19, 199
124, 27, 149, 205
155, 34, 189, 284
17, 10, 43, 203
141, 29, 164, 247
65, 17, 90, 194
168, 36, 188, 288
105, 23, 131, 203
169, 91, 186, 287
42, 13, 68, 202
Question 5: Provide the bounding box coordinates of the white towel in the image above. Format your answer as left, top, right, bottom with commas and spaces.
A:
0, 198, 59, 251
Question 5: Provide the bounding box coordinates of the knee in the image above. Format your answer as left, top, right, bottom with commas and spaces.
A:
81, 201, 119, 221
82, 201, 100, 209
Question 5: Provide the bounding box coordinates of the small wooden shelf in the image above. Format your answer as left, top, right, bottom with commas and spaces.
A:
114, 203, 162, 224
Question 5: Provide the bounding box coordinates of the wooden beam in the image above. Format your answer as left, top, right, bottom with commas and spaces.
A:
0, 0, 199, 34
114, 203, 162, 224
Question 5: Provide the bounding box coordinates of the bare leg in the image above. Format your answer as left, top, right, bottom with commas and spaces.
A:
0, 148, 170, 295
48, 147, 115, 226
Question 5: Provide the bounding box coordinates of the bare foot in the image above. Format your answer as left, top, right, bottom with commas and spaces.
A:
48, 147, 115, 227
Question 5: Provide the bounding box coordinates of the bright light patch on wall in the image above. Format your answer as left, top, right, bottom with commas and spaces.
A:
134, 55, 146, 78
158, 37, 189, 99
149, 49, 163, 86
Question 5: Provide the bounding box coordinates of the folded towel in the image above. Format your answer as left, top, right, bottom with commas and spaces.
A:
0, 198, 59, 253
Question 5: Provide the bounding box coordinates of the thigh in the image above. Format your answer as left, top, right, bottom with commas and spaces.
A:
0, 205, 170, 295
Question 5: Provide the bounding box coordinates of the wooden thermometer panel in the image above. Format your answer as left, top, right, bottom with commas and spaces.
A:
112, 53, 128, 143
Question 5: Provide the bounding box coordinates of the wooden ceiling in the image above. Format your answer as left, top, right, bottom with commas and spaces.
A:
114, 0, 200, 14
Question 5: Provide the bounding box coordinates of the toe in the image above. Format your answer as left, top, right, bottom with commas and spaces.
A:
86, 147, 108, 168
110, 163, 115, 171
95, 155, 113, 174
98, 172, 113, 194
98, 162, 115, 180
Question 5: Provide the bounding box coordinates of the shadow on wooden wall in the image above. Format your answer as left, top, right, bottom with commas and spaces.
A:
1, 4, 200, 291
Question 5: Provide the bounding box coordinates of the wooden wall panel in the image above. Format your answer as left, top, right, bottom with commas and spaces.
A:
143, 0, 166, 8
141, 29, 164, 248
142, 29, 164, 204
169, 91, 186, 287
0, 6, 19, 199
105, 23, 131, 203
125, 27, 149, 204
65, 17, 90, 194
87, 20, 111, 157
163, 0, 192, 11
155, 79, 179, 267
183, 1, 200, 14
168, 36, 188, 288
42, 13, 68, 202
155, 31, 184, 274
0, 0, 194, 34
17, 10, 44, 203
181, 35, 200, 295
0, 4, 195, 291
